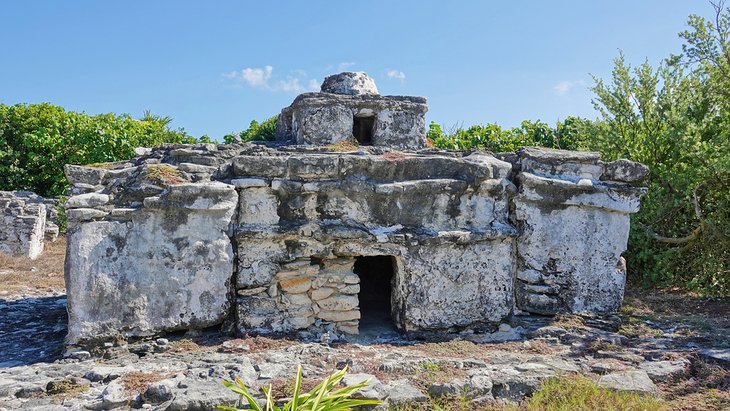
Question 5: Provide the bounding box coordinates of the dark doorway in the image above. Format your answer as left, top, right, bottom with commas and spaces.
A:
352, 115, 375, 145
354, 255, 395, 335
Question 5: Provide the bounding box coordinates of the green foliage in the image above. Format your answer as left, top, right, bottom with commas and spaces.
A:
55, 197, 68, 233
224, 115, 279, 144
583, 18, 730, 294
428, 3, 730, 296
218, 365, 380, 411
428, 118, 582, 152
0, 103, 198, 197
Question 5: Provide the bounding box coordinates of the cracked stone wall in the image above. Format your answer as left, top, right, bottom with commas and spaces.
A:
509, 148, 647, 315
275, 72, 427, 150
62, 142, 647, 346
0, 191, 59, 259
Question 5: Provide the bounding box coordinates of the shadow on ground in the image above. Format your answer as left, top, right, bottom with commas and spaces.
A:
0, 296, 67, 367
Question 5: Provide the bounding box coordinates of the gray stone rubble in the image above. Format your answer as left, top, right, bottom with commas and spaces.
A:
0, 292, 722, 410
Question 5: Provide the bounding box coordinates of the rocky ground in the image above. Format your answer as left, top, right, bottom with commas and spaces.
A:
1, 241, 729, 410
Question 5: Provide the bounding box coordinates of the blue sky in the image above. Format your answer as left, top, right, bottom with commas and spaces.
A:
0, 1, 709, 139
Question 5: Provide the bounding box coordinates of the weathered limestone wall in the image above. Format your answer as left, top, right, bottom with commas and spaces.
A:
509, 148, 648, 315
62, 142, 647, 346
64, 183, 237, 344
0, 191, 50, 259
276, 94, 428, 150
230, 150, 517, 335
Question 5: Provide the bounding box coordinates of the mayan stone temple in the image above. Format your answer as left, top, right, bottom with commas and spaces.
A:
63, 72, 648, 346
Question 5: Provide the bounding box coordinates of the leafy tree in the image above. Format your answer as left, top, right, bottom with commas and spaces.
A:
223, 115, 279, 144
584, 46, 730, 292
0, 103, 197, 197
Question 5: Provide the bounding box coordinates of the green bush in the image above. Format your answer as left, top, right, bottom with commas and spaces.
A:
428, 117, 582, 152
578, 8, 730, 295
0, 103, 197, 197
218, 365, 380, 411
428, 3, 730, 296
224, 115, 278, 144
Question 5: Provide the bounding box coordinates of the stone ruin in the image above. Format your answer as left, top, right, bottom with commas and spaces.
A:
62, 72, 649, 346
0, 191, 59, 259
277, 72, 427, 150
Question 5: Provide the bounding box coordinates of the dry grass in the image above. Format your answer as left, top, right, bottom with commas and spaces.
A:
490, 340, 564, 355
393, 401, 519, 411
324, 140, 360, 152
267, 375, 321, 399
0, 236, 66, 297
551, 314, 588, 330
85, 162, 118, 169
144, 165, 185, 186
245, 335, 298, 352
46, 379, 90, 397
120, 370, 174, 396
404, 338, 565, 361
618, 322, 664, 339
621, 287, 730, 345
393, 374, 667, 411
382, 151, 410, 161
622, 288, 730, 328
407, 339, 481, 358
660, 356, 730, 411
167, 339, 202, 353
526, 374, 667, 411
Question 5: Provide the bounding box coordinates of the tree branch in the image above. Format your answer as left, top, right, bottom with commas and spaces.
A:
637, 222, 702, 244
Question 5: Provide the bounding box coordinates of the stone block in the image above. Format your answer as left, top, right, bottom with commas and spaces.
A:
310, 287, 335, 301
279, 277, 312, 294
317, 309, 360, 322
318, 295, 358, 311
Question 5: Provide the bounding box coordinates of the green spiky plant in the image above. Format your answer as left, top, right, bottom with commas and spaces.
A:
218, 365, 381, 411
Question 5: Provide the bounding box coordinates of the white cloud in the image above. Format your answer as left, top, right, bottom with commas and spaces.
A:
553, 79, 585, 96
338, 62, 356, 71
308, 78, 320, 91
240, 66, 273, 88
224, 66, 317, 93
387, 69, 406, 82
275, 78, 303, 93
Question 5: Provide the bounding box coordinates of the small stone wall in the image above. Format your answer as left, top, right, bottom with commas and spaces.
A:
237, 257, 362, 335
276, 94, 428, 150
0, 191, 58, 259
276, 72, 427, 150
62, 142, 647, 346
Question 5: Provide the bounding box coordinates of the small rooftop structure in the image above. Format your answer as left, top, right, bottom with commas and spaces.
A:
276, 72, 428, 150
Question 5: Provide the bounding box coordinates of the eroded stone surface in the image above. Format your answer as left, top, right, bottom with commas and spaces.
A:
0, 191, 51, 259
513, 148, 647, 315
61, 76, 648, 347
321, 72, 379, 96
276, 72, 427, 149
64, 182, 237, 344
61, 141, 647, 345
